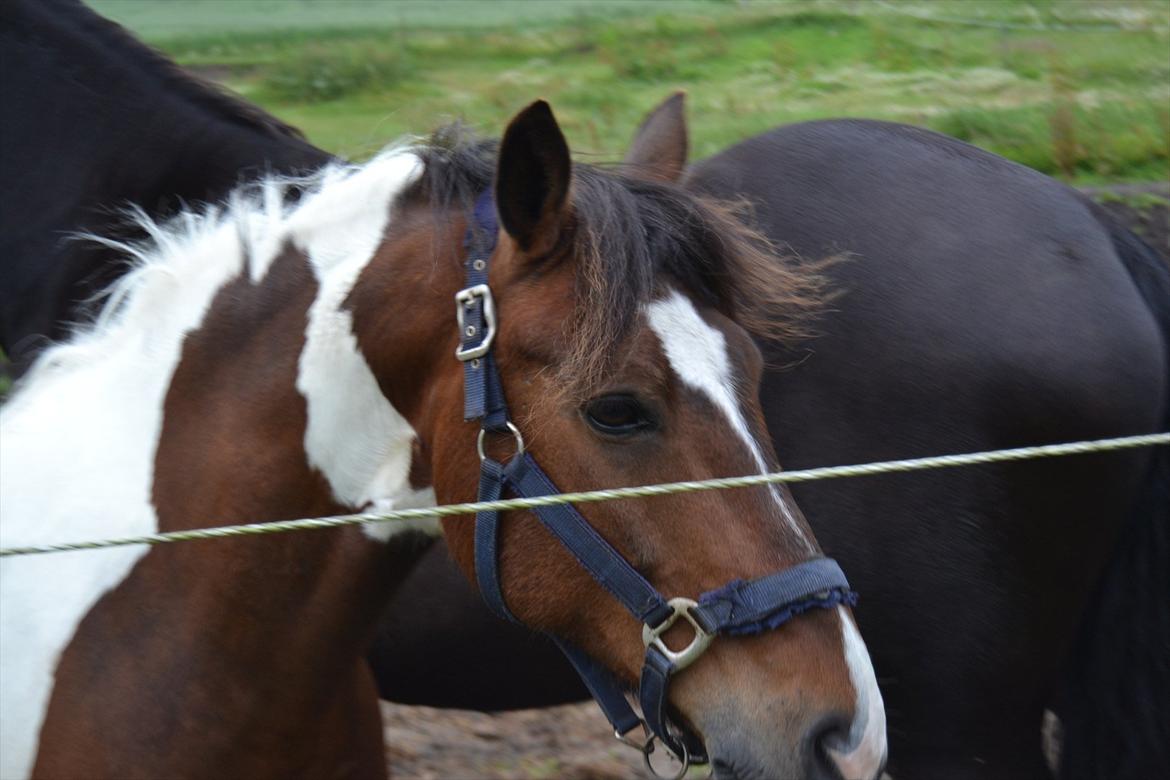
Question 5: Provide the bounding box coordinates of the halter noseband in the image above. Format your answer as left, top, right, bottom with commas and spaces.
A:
457, 191, 857, 772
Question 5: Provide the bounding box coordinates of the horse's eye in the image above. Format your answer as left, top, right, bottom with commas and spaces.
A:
584, 395, 655, 436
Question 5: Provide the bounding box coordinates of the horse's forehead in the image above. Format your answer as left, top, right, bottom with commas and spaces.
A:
644, 288, 815, 549
644, 289, 741, 394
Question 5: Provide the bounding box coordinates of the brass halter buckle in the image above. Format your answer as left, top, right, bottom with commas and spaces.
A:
642, 597, 714, 672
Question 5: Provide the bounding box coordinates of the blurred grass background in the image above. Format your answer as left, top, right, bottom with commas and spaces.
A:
89, 0, 1169, 183
0, 1, 1166, 395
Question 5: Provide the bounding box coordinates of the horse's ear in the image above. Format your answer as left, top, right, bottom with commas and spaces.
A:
496, 100, 571, 255
624, 91, 688, 184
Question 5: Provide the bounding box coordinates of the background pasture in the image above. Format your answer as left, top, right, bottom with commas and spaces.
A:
91, 0, 1170, 182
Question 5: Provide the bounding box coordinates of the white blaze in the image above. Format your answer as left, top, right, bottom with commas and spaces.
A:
826, 608, 888, 780
644, 289, 813, 551
645, 290, 887, 777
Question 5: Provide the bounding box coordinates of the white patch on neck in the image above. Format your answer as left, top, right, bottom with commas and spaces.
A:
0, 217, 249, 780
645, 289, 813, 551
292, 152, 439, 541
826, 607, 888, 780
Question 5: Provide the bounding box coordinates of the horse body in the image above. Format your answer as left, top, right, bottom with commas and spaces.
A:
0, 0, 330, 372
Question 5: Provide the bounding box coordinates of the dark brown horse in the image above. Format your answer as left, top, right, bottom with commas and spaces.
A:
0, 102, 885, 779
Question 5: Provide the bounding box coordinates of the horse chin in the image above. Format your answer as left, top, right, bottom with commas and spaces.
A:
707, 749, 873, 780
706, 749, 804, 780
700, 714, 886, 780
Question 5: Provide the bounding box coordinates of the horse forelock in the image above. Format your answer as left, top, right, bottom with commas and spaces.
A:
563, 170, 830, 395
413, 125, 830, 399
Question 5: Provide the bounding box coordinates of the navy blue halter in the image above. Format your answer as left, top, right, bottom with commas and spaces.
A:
457, 190, 857, 768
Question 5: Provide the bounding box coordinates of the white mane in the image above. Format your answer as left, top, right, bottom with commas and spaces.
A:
10, 146, 420, 404
0, 145, 433, 780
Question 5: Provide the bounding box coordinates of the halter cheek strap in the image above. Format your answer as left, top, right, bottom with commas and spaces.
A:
457, 190, 857, 768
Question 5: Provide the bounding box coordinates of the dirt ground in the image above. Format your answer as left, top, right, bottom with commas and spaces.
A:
374, 183, 1167, 779
381, 700, 661, 779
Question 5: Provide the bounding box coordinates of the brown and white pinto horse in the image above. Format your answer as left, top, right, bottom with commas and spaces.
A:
0, 103, 886, 779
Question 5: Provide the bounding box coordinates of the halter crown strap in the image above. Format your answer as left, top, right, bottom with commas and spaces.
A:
458, 190, 858, 767
459, 190, 506, 428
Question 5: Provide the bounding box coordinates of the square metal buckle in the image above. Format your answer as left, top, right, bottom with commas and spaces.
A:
454, 284, 496, 361
642, 598, 713, 672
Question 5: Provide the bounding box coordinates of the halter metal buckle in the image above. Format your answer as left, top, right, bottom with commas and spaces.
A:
642, 597, 713, 672
455, 284, 496, 361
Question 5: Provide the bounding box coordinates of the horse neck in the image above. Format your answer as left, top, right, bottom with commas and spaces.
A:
0, 148, 462, 780
1, 150, 439, 550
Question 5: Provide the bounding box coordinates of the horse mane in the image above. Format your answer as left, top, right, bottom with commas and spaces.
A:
59, 0, 307, 142
11, 148, 418, 401
13, 119, 826, 406
415, 124, 830, 395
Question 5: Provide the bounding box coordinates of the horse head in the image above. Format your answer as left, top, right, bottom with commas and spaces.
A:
352, 99, 887, 779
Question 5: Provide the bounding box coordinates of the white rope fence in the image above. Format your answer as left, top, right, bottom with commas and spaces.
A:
1, 432, 1166, 558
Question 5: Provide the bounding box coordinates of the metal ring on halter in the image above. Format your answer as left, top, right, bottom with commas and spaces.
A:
614, 725, 650, 753
642, 733, 690, 780
477, 421, 525, 462
642, 597, 714, 672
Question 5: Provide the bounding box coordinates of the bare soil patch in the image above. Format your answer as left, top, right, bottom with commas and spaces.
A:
381, 700, 658, 779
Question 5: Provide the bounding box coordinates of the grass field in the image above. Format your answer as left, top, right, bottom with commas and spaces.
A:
89, 0, 1169, 183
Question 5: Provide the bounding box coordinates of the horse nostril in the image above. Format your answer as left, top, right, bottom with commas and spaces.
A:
804, 714, 854, 780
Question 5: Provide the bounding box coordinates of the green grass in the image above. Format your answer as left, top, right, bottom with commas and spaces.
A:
89, 0, 1170, 182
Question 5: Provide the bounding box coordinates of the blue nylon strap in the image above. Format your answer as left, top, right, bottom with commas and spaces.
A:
503, 453, 673, 628
554, 639, 644, 738
470, 187, 498, 242
693, 557, 857, 636
640, 647, 707, 762
460, 308, 488, 421
474, 459, 516, 623
460, 191, 508, 427
463, 352, 509, 429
